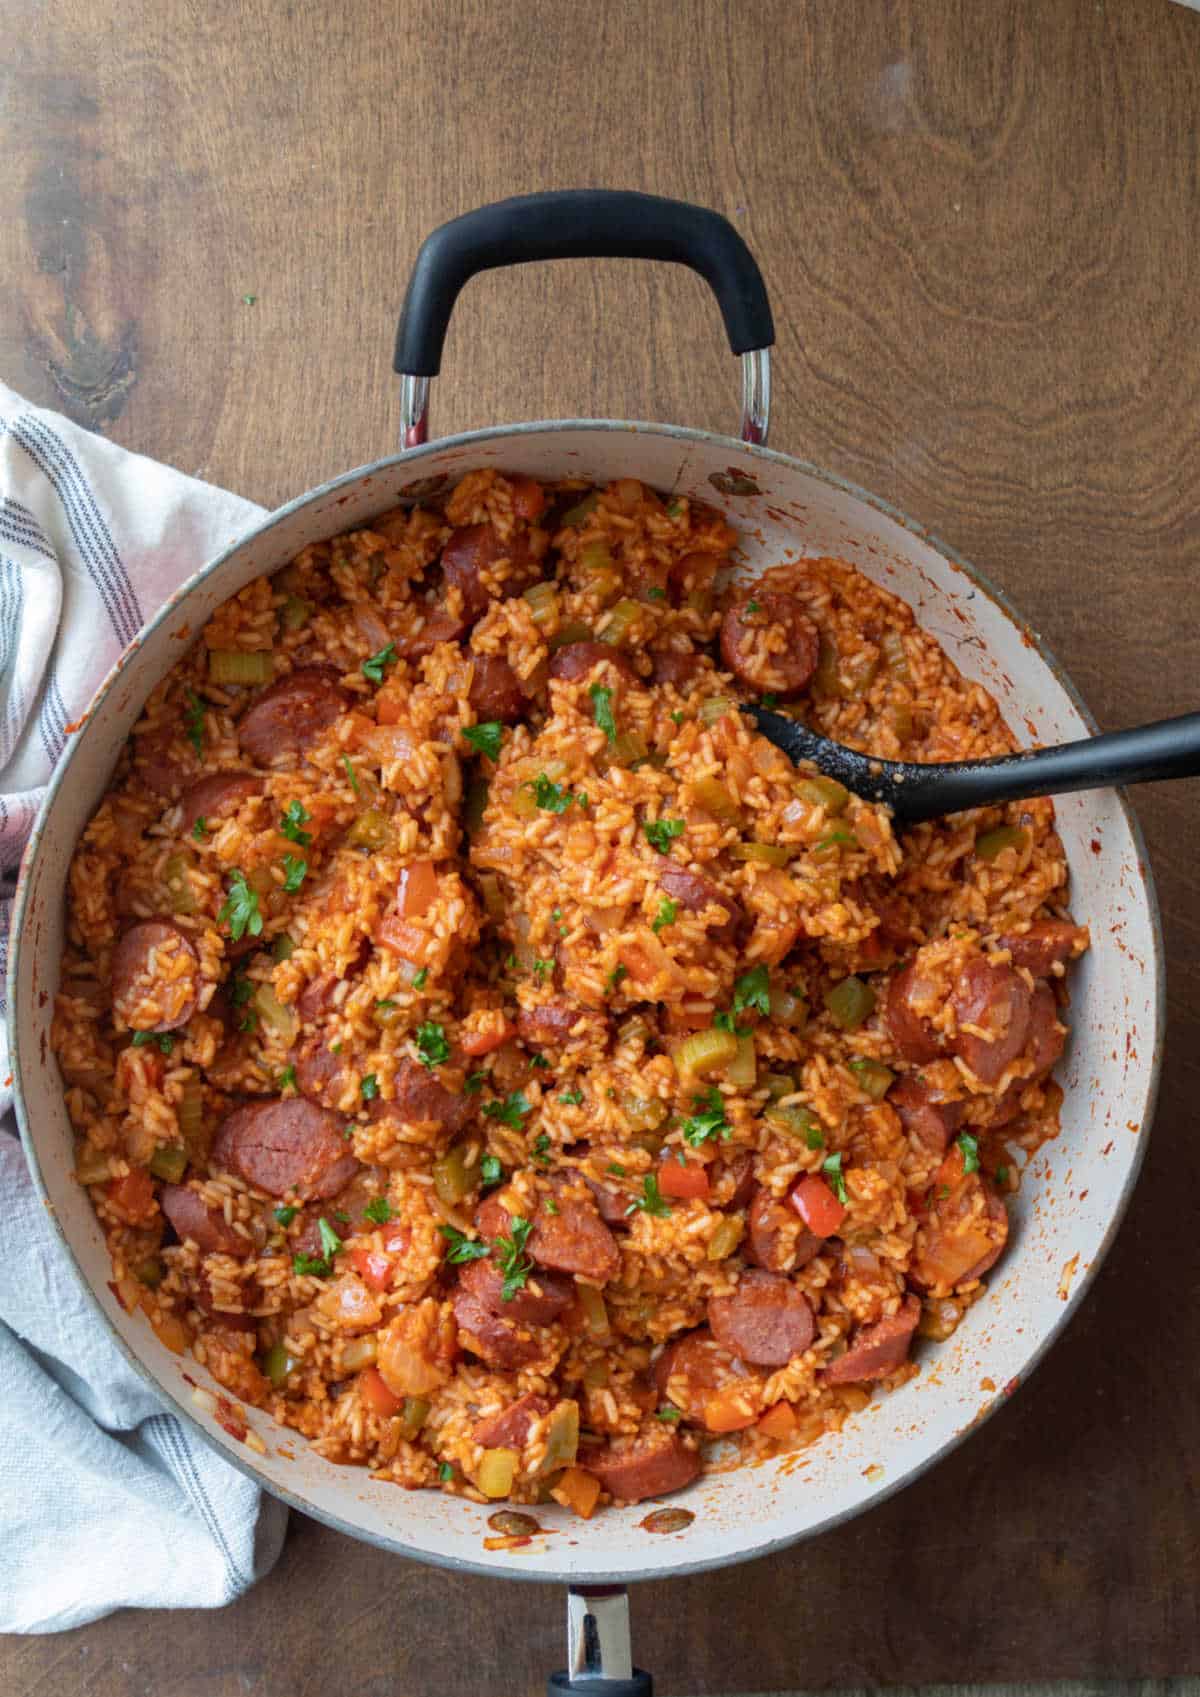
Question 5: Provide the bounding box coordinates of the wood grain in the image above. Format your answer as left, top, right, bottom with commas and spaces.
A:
3, 0, 1200, 1691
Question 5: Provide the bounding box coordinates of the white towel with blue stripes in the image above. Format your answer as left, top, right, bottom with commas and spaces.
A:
0, 382, 288, 1632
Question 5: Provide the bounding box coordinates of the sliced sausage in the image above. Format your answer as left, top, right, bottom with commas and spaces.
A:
478, 1192, 621, 1285
708, 1270, 815, 1366
658, 865, 740, 937
719, 591, 819, 695
395, 605, 469, 662
385, 1059, 474, 1137
452, 1282, 544, 1369
468, 654, 525, 724
652, 1328, 756, 1424
950, 958, 1032, 1085
237, 666, 349, 764
516, 998, 604, 1049
999, 918, 1086, 978
111, 920, 200, 1032
178, 772, 263, 835
456, 1255, 574, 1328
161, 1184, 253, 1258
722, 1152, 756, 1212
650, 649, 701, 689
1027, 980, 1066, 1080
890, 1073, 965, 1157
548, 641, 637, 685
212, 1098, 359, 1199
296, 937, 371, 1023
472, 1392, 552, 1450
442, 523, 541, 624
579, 1427, 700, 1503
195, 1270, 259, 1330
134, 724, 194, 797
820, 1294, 921, 1385
745, 1188, 821, 1274
885, 962, 946, 1064
911, 1165, 1009, 1291
584, 1176, 632, 1230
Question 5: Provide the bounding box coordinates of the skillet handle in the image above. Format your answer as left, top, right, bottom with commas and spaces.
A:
393, 189, 774, 448
546, 1585, 653, 1697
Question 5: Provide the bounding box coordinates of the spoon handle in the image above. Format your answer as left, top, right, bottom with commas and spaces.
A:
891, 710, 1200, 823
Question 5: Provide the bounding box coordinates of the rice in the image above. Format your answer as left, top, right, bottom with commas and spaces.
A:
51, 468, 1086, 1516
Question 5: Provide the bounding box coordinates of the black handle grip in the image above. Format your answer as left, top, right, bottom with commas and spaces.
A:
394, 190, 775, 377
547, 1672, 653, 1697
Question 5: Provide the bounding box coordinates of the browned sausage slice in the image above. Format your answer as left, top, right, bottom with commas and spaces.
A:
385, 1058, 474, 1136
722, 1152, 757, 1212
911, 1163, 1009, 1291
719, 591, 819, 695
820, 1294, 921, 1385
395, 606, 469, 661
950, 958, 1032, 1084
195, 1269, 260, 1329
442, 524, 542, 624
161, 1184, 253, 1258
1026, 980, 1065, 1080
745, 1188, 821, 1274
584, 1176, 632, 1230
999, 918, 1087, 978
212, 1098, 359, 1199
452, 1282, 544, 1368
658, 865, 740, 938
708, 1269, 815, 1365
516, 998, 605, 1049
478, 1192, 621, 1285
111, 920, 200, 1032
885, 962, 945, 1064
468, 654, 525, 724
178, 772, 263, 835
238, 666, 349, 764
472, 1391, 552, 1450
652, 1327, 757, 1423
548, 641, 637, 684
456, 1255, 574, 1327
650, 649, 701, 689
134, 725, 195, 797
578, 1427, 700, 1503
890, 1074, 965, 1156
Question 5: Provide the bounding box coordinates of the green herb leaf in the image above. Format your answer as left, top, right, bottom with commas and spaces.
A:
131, 1031, 174, 1055
495, 1215, 534, 1301
651, 897, 678, 934
713, 1010, 748, 1036
558, 1088, 583, 1106
277, 1064, 297, 1092
376, 998, 397, 1013
532, 958, 554, 984
483, 1090, 531, 1130
360, 1073, 379, 1101
274, 1205, 297, 1227
670, 709, 684, 725
760, 694, 779, 709
192, 817, 208, 841
606, 963, 628, 993
543, 1197, 560, 1215
465, 1071, 487, 1094
655, 1405, 682, 1422
822, 1151, 848, 1204
645, 586, 666, 601
318, 1217, 343, 1258
361, 643, 397, 686
282, 854, 307, 893
606, 1162, 626, 1176
438, 1224, 490, 1264
415, 1021, 450, 1069
364, 1197, 393, 1224
625, 1173, 672, 1218
292, 1252, 331, 1277
479, 1154, 503, 1188
589, 683, 617, 745
994, 1165, 1009, 1188
412, 968, 428, 991
530, 1053, 550, 1069
531, 773, 575, 814
463, 721, 503, 761
733, 965, 771, 1019
184, 689, 206, 757
218, 870, 263, 942
680, 1087, 729, 1147
531, 1133, 551, 1166
957, 1131, 981, 1175
280, 800, 312, 845
806, 1123, 825, 1151
666, 499, 684, 518
746, 599, 761, 614
643, 817, 685, 854
438, 1461, 454, 1481
342, 755, 360, 795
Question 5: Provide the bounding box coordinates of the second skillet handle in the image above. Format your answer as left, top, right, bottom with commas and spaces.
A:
393, 189, 775, 447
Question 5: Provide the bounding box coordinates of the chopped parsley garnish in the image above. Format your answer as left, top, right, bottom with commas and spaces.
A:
733, 965, 771, 1019
746, 599, 761, 614
645, 586, 666, 601
543, 1197, 560, 1215
360, 1073, 379, 1101
191, 817, 208, 840
282, 854, 307, 893
463, 721, 503, 761
625, 1173, 672, 1218
438, 1224, 490, 1264
274, 1205, 297, 1227
342, 755, 360, 795
606, 1162, 626, 1176
364, 1197, 393, 1225
277, 1064, 297, 1092
376, 998, 397, 1013
652, 898, 678, 934
957, 1132, 981, 1175
606, 963, 628, 993
531, 1134, 551, 1166
589, 683, 617, 745
415, 1021, 450, 1069
655, 1405, 682, 1422
361, 642, 397, 685
479, 1154, 503, 1188
713, 1010, 749, 1036
132, 1031, 174, 1055
643, 817, 685, 854
680, 1087, 729, 1147
218, 870, 262, 942
318, 1217, 343, 1258
532, 958, 555, 984
280, 800, 312, 845
994, 1165, 1009, 1188
293, 1252, 331, 1277
495, 1216, 534, 1301
412, 968, 429, 991
483, 1091, 532, 1130
230, 975, 254, 1007
670, 709, 684, 725
822, 1151, 849, 1204
438, 1461, 454, 1481
530, 1053, 550, 1069
184, 689, 206, 757
760, 693, 779, 709
805, 1123, 825, 1151
666, 499, 684, 518
559, 1088, 584, 1106
530, 773, 576, 814
465, 1071, 487, 1094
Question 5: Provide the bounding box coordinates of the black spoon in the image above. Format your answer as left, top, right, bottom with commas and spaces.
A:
741, 705, 1200, 825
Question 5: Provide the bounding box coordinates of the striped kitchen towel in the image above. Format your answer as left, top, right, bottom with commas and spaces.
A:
0, 382, 288, 1632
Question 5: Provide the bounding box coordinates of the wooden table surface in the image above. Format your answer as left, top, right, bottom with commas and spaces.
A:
3, 0, 1199, 1691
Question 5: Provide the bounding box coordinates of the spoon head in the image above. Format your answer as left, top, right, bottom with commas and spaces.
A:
740, 704, 909, 811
